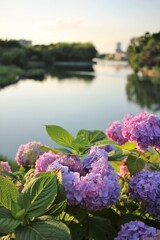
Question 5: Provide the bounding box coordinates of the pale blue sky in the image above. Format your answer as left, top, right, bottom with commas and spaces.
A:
0, 0, 160, 52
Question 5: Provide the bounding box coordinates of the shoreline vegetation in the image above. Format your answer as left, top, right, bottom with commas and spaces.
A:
0, 31, 160, 88
127, 31, 160, 75
0, 40, 97, 87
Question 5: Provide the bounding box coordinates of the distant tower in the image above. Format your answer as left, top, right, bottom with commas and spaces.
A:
116, 42, 122, 53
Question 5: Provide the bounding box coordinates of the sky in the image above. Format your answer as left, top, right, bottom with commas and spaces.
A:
0, 0, 160, 53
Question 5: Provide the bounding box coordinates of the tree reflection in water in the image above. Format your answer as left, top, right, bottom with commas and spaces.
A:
126, 74, 160, 111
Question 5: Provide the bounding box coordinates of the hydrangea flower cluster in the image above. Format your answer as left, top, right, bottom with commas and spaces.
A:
106, 121, 127, 145
35, 151, 82, 175
106, 112, 160, 151
123, 112, 160, 151
129, 171, 160, 219
0, 161, 11, 172
35, 146, 120, 211
115, 220, 160, 240
15, 141, 44, 166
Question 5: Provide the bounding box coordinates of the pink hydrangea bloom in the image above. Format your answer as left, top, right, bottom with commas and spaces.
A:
106, 121, 127, 145
122, 112, 160, 151
118, 158, 129, 177
0, 161, 11, 172
15, 141, 44, 166
35, 147, 120, 211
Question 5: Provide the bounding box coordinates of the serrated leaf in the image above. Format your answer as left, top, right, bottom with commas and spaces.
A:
76, 129, 106, 145
45, 172, 67, 216
15, 219, 71, 240
0, 207, 20, 233
18, 174, 57, 218
45, 125, 74, 148
0, 175, 19, 210
126, 155, 145, 175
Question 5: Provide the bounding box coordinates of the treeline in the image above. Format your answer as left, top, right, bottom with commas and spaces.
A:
0, 40, 97, 68
127, 31, 160, 72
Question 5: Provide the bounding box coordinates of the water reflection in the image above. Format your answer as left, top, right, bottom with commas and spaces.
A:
47, 65, 95, 82
0, 66, 95, 91
126, 74, 160, 111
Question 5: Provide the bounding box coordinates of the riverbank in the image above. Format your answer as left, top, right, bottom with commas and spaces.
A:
0, 61, 96, 88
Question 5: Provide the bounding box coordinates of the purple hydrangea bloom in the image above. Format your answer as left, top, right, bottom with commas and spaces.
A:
122, 112, 160, 151
98, 144, 115, 153
15, 141, 44, 166
115, 221, 160, 240
35, 151, 60, 174
42, 147, 120, 211
0, 161, 11, 172
106, 121, 127, 145
83, 146, 108, 171
76, 156, 120, 210
129, 171, 160, 219
58, 155, 82, 173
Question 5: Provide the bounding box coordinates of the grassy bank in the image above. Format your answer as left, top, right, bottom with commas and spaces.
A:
0, 66, 46, 87
0, 65, 23, 88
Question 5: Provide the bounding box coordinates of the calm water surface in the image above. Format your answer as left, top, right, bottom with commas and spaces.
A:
0, 60, 160, 157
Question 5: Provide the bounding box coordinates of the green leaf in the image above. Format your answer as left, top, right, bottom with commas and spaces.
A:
39, 145, 57, 153
117, 214, 143, 228
0, 207, 20, 233
54, 148, 73, 154
92, 208, 121, 228
40, 146, 73, 155
88, 215, 116, 240
69, 220, 88, 240
109, 161, 121, 173
45, 172, 67, 216
149, 152, 160, 164
45, 125, 75, 148
126, 155, 145, 175
19, 174, 57, 218
108, 149, 129, 161
15, 219, 71, 240
0, 175, 19, 210
76, 129, 106, 145
118, 142, 136, 151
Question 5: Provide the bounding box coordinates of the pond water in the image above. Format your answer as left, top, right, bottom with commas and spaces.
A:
0, 60, 160, 158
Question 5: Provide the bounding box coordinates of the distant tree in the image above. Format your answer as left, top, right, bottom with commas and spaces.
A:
127, 31, 160, 72
0, 39, 21, 48
1, 48, 28, 68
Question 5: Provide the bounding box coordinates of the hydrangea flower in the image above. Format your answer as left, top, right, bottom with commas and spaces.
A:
36, 146, 120, 211
15, 141, 44, 166
35, 151, 60, 174
129, 171, 160, 219
35, 151, 82, 175
115, 220, 160, 240
122, 112, 160, 151
106, 121, 127, 145
98, 144, 115, 153
0, 161, 11, 172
